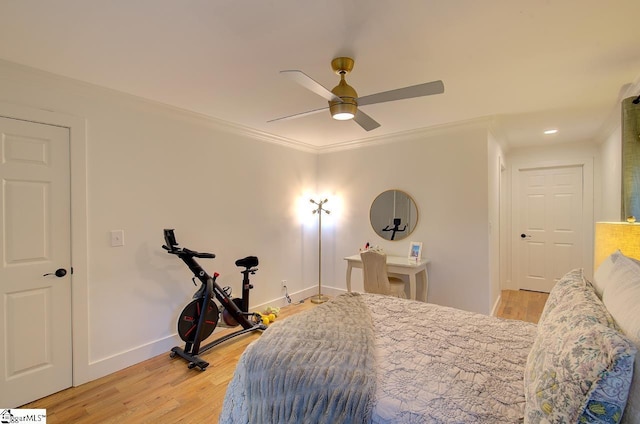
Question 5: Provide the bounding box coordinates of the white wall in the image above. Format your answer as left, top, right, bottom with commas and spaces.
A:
506, 140, 599, 166
599, 125, 622, 221
0, 60, 318, 383
318, 121, 493, 314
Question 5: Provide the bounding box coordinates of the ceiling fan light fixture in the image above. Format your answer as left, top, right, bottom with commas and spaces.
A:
329, 76, 358, 120
330, 101, 357, 120
333, 112, 355, 120
272, 56, 443, 131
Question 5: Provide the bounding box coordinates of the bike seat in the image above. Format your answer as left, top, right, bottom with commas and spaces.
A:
235, 256, 258, 268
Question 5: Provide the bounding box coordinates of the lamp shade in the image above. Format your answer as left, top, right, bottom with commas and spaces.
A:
594, 222, 640, 271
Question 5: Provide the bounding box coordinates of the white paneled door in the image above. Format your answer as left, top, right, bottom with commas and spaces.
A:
516, 165, 583, 292
0, 117, 72, 407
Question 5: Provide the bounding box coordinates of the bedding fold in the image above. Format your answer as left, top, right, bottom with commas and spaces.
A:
220, 292, 377, 424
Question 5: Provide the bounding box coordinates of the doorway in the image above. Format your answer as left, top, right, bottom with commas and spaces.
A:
512, 160, 593, 292
0, 102, 89, 406
0, 117, 72, 406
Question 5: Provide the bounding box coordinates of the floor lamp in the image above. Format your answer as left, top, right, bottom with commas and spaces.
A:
310, 198, 330, 304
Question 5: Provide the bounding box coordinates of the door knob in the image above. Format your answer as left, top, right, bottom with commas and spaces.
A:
520, 233, 531, 239
43, 268, 67, 278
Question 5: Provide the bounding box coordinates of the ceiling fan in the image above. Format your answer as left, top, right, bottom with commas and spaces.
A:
269, 57, 444, 131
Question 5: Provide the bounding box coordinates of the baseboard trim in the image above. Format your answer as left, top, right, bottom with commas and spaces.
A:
80, 285, 348, 385
83, 334, 180, 384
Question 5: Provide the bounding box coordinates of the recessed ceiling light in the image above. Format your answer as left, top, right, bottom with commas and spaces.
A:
544, 129, 558, 135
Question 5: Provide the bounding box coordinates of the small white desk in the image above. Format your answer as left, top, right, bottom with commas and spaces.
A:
344, 254, 430, 301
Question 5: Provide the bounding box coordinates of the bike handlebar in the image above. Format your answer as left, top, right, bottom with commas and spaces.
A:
184, 248, 215, 259
162, 245, 216, 259
163, 228, 215, 259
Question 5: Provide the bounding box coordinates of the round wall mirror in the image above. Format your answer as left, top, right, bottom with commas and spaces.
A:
369, 190, 418, 241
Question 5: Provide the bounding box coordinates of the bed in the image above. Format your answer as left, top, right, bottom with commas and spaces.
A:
220, 258, 640, 424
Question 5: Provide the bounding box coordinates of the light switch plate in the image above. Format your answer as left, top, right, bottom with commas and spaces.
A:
110, 229, 125, 247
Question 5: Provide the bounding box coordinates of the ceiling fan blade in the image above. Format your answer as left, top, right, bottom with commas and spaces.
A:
267, 106, 329, 123
280, 70, 342, 103
357, 80, 444, 106
353, 109, 381, 131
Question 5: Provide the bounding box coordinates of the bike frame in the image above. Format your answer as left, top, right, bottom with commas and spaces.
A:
163, 229, 265, 370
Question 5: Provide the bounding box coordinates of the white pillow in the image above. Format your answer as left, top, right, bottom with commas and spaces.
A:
593, 250, 623, 298
602, 252, 640, 424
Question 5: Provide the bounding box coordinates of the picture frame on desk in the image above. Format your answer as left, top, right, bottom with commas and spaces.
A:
409, 241, 422, 260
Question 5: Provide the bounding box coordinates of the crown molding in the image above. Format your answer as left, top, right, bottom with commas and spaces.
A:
316, 116, 494, 154
0, 59, 495, 155
0, 59, 322, 154
486, 116, 511, 152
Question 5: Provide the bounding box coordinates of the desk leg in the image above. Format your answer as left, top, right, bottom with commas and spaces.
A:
346, 264, 353, 292
408, 273, 417, 300
418, 269, 429, 302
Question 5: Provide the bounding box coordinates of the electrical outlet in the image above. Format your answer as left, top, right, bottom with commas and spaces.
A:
281, 280, 287, 290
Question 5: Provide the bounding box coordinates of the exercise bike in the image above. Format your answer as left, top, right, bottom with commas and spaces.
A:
162, 229, 266, 370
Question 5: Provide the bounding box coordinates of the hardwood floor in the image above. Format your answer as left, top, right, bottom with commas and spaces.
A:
22, 290, 547, 423
495, 289, 549, 324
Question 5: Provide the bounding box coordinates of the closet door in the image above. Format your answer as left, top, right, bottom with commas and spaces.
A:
0, 116, 72, 407
515, 165, 583, 292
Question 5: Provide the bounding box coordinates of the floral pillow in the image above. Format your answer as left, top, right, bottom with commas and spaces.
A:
524, 269, 637, 423
536, 268, 616, 330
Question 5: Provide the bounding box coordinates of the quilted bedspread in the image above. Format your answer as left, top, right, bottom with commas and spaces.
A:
220, 293, 537, 423
364, 294, 536, 423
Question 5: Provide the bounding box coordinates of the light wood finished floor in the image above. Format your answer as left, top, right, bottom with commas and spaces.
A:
495, 289, 549, 324
23, 290, 548, 423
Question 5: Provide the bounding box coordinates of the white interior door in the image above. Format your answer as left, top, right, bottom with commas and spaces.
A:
0, 117, 72, 407
515, 165, 583, 292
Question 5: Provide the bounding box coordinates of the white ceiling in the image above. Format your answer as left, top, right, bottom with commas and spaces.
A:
1, 1, 639, 150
